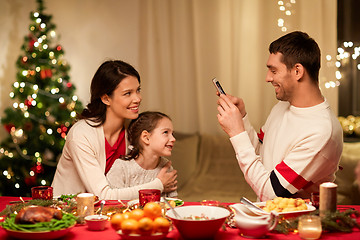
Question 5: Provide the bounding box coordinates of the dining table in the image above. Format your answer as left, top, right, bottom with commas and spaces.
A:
0, 196, 360, 240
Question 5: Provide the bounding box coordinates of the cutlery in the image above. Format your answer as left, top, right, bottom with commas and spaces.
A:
240, 197, 268, 215
163, 198, 182, 219
99, 200, 105, 215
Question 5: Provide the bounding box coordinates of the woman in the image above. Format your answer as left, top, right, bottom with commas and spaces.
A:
51, 60, 177, 200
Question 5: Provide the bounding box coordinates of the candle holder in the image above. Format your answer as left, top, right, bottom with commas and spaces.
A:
139, 189, 161, 207
298, 215, 322, 240
31, 186, 53, 200
77, 193, 95, 220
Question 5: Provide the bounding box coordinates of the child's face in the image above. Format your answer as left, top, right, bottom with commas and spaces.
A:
148, 117, 176, 157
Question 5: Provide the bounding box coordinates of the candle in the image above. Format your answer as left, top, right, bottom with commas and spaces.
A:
298, 215, 322, 240
319, 182, 337, 216
77, 193, 95, 218
139, 189, 161, 207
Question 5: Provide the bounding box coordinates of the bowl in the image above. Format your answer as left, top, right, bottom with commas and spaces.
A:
166, 205, 230, 239
84, 215, 109, 231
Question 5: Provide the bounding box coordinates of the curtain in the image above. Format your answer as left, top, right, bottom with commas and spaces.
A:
138, 0, 337, 134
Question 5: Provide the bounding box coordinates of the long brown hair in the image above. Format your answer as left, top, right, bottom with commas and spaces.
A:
78, 60, 141, 126
124, 111, 171, 160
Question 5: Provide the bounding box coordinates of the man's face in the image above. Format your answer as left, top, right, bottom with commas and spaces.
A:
265, 52, 296, 102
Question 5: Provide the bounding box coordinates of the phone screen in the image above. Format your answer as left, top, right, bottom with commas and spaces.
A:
212, 78, 226, 95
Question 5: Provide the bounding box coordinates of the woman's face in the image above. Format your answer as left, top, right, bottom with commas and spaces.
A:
103, 76, 142, 121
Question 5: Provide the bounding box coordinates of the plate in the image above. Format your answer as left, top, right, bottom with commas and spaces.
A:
54, 195, 101, 205
3, 224, 75, 240
127, 197, 184, 208
254, 202, 316, 218
117, 230, 168, 240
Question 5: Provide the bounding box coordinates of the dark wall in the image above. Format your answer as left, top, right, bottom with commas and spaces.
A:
337, 0, 360, 117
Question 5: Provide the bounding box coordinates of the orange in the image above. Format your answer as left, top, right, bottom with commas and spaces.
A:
110, 213, 124, 230
138, 217, 154, 235
143, 202, 162, 220
121, 219, 139, 235
153, 217, 170, 233
122, 211, 131, 220
129, 208, 145, 221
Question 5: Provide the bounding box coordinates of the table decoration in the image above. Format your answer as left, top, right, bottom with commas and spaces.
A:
31, 186, 53, 200
274, 209, 360, 234
138, 189, 161, 207
76, 193, 95, 219
319, 182, 337, 216
298, 215, 322, 239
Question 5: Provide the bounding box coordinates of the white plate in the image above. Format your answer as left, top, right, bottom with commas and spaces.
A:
254, 201, 316, 218
127, 197, 184, 208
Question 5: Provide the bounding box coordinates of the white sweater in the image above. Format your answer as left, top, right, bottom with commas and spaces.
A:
230, 100, 343, 201
51, 119, 163, 200
106, 157, 177, 198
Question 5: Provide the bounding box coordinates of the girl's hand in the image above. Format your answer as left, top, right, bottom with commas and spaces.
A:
157, 161, 178, 193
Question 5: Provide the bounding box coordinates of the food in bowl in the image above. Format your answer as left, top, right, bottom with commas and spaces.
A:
166, 205, 230, 239
85, 215, 109, 231
261, 197, 307, 213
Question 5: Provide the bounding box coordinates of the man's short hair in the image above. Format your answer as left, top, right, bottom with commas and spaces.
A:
269, 31, 321, 83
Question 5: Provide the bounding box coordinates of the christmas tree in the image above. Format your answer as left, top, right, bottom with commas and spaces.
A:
0, 0, 83, 196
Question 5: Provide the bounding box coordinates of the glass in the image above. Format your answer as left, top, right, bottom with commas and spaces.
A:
311, 192, 319, 209
31, 186, 53, 200
298, 215, 322, 240
139, 189, 161, 207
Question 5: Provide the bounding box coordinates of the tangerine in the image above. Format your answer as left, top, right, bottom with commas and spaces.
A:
121, 219, 139, 235
153, 217, 170, 233
122, 211, 131, 220
138, 217, 154, 235
129, 208, 145, 221
110, 213, 124, 230
143, 202, 162, 220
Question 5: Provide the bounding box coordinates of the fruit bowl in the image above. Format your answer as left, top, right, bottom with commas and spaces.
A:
166, 205, 230, 239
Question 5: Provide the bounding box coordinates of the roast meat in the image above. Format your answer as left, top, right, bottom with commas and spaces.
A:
15, 206, 63, 224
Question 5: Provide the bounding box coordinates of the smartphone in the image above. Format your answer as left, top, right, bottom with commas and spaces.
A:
212, 77, 226, 95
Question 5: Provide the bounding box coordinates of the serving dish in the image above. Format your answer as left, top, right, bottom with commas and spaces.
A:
3, 223, 76, 240
254, 201, 316, 218
166, 205, 230, 239
117, 230, 168, 240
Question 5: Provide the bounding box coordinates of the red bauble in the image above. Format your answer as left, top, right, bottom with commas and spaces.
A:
4, 123, 15, 133
25, 176, 37, 186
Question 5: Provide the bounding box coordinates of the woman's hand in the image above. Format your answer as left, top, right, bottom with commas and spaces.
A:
157, 161, 178, 193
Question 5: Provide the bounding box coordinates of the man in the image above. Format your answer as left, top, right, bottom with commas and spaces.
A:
216, 31, 343, 201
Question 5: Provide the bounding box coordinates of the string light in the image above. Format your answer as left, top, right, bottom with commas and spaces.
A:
324, 41, 360, 89
277, 0, 295, 32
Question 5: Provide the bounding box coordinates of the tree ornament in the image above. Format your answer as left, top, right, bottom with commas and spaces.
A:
4, 123, 15, 133
24, 175, 37, 186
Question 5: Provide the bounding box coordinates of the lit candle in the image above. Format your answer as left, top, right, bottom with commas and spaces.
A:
77, 193, 94, 218
298, 215, 322, 240
319, 182, 337, 216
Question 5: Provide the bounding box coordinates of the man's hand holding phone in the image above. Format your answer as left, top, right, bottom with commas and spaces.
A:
212, 77, 226, 95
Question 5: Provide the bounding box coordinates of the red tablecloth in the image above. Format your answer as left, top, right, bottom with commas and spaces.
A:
1, 196, 360, 240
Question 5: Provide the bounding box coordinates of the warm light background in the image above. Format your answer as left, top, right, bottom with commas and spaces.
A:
0, 0, 337, 139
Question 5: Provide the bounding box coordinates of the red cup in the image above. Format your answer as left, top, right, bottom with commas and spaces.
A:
31, 186, 53, 200
139, 189, 161, 207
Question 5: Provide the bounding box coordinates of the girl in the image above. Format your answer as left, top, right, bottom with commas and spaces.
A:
51, 60, 177, 200
107, 111, 178, 198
